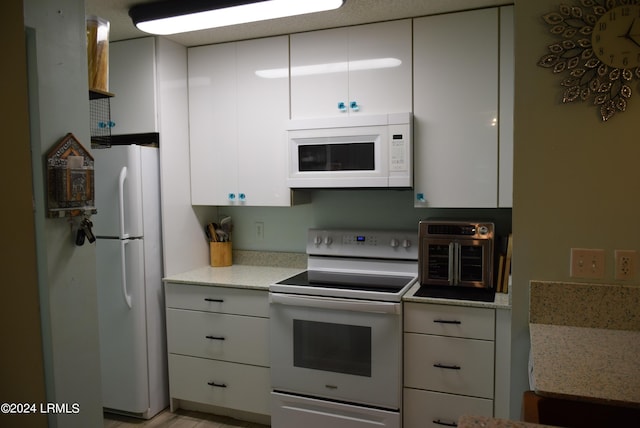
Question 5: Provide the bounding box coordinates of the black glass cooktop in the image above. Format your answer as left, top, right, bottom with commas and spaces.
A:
414, 285, 496, 302
277, 270, 415, 294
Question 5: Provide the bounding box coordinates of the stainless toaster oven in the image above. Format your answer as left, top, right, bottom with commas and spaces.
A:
417, 220, 495, 302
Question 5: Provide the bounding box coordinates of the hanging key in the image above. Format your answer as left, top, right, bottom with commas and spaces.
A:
75, 227, 86, 246
82, 217, 96, 243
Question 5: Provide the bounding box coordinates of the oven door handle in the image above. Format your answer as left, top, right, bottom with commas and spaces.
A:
269, 293, 401, 315
448, 242, 456, 285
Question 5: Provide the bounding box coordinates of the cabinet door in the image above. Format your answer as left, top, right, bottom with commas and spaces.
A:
169, 354, 271, 415
414, 9, 499, 208
236, 36, 291, 206
404, 388, 493, 428
166, 309, 269, 366
188, 43, 238, 205
348, 20, 412, 116
290, 20, 412, 119
290, 27, 349, 119
499, 6, 514, 208
404, 333, 495, 399
109, 37, 158, 134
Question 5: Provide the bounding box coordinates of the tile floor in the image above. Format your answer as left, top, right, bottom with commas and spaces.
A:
104, 409, 269, 428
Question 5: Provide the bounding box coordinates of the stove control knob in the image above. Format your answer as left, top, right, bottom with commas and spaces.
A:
402, 239, 412, 248
324, 236, 333, 245
313, 235, 322, 245
390, 238, 400, 248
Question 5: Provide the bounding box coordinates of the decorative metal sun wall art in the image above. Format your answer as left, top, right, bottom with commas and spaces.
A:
538, 0, 640, 121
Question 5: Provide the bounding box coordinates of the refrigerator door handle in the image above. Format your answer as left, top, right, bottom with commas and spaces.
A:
120, 239, 132, 309
118, 166, 129, 239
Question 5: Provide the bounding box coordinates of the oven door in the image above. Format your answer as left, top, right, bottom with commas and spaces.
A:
420, 237, 492, 288
269, 293, 402, 410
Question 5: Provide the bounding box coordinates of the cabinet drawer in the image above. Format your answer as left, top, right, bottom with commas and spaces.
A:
165, 282, 269, 317
168, 354, 271, 416
404, 333, 494, 398
167, 308, 269, 366
404, 302, 495, 340
404, 388, 493, 428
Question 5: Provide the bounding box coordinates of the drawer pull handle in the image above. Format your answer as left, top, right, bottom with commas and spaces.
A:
204, 298, 224, 303
205, 335, 225, 341
207, 381, 227, 388
433, 319, 461, 324
433, 419, 458, 427
434, 363, 461, 370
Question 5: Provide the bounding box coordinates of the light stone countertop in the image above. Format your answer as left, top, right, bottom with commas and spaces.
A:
458, 415, 558, 428
529, 322, 640, 408
163, 264, 304, 290
402, 282, 511, 309
530, 281, 640, 330
529, 281, 640, 409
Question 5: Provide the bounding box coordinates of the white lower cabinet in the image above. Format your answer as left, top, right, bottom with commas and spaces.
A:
404, 389, 493, 428
169, 354, 270, 415
164, 283, 270, 418
403, 302, 496, 428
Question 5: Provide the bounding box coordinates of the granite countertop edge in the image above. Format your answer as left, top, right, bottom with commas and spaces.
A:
402, 282, 512, 309
458, 415, 558, 428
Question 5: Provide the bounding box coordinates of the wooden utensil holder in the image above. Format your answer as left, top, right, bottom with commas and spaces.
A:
210, 242, 232, 267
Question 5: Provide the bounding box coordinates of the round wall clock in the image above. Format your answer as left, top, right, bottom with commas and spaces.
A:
538, 0, 640, 121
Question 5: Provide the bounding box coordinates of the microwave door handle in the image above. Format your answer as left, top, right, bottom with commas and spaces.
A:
448, 242, 455, 285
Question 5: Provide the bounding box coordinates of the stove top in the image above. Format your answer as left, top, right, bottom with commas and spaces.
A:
270, 229, 419, 302
278, 270, 415, 293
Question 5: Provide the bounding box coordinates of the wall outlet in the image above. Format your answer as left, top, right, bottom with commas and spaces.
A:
614, 250, 637, 280
255, 221, 264, 241
570, 248, 605, 279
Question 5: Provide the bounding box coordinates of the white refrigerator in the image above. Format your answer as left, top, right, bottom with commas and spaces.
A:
93, 144, 168, 418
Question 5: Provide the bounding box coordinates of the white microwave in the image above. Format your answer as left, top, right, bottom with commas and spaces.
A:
287, 113, 412, 188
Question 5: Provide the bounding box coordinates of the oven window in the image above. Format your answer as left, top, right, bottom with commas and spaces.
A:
459, 244, 484, 282
293, 320, 371, 377
298, 143, 375, 171
427, 244, 451, 280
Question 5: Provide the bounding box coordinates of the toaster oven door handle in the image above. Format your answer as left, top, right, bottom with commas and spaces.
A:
448, 242, 456, 285
456, 241, 462, 286
269, 293, 401, 315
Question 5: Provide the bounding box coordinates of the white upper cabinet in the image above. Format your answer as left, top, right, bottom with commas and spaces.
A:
413, 7, 513, 208
109, 37, 158, 133
290, 20, 412, 119
188, 36, 291, 206
499, 6, 514, 208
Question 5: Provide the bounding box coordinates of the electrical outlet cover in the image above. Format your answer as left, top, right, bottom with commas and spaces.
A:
614, 250, 637, 280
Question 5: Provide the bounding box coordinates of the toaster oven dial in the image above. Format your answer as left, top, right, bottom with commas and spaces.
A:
390, 238, 400, 248
402, 239, 412, 248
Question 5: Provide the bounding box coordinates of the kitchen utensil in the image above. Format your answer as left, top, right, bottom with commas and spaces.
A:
220, 216, 231, 231
207, 223, 217, 242
216, 229, 228, 242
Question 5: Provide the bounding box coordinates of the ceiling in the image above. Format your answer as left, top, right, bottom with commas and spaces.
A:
85, 0, 510, 47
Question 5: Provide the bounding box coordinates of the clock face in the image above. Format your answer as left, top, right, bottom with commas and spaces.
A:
592, 5, 640, 69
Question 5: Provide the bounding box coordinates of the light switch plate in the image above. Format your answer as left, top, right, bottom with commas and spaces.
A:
570, 248, 605, 279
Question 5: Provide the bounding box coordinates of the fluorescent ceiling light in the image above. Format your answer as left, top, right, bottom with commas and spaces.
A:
256, 58, 403, 79
130, 0, 346, 35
